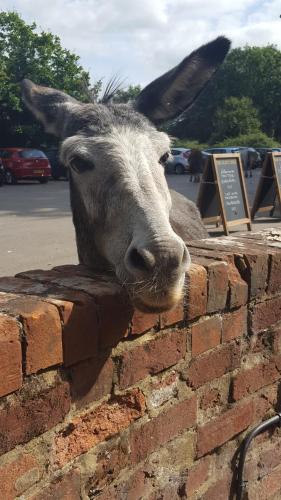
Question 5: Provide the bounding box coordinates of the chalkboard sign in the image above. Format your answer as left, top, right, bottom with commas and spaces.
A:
251, 153, 281, 218
197, 153, 251, 235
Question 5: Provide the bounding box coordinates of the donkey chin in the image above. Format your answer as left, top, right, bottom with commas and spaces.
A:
128, 275, 186, 313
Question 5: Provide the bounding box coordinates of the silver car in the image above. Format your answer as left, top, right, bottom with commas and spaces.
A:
165, 147, 191, 175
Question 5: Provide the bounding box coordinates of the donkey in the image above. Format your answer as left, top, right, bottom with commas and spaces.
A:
21, 36, 230, 313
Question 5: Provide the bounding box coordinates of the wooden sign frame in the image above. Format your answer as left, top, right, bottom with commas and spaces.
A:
251, 152, 281, 218
197, 153, 252, 235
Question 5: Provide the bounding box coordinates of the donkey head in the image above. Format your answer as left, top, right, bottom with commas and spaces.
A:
22, 37, 230, 313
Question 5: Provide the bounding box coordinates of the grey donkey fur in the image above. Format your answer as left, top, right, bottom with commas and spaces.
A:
21, 36, 230, 313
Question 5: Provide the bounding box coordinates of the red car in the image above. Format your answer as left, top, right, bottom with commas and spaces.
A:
0, 148, 51, 184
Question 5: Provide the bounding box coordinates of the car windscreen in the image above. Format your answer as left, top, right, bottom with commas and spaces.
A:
19, 150, 47, 159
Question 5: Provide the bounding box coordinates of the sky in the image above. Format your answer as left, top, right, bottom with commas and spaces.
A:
0, 0, 280, 89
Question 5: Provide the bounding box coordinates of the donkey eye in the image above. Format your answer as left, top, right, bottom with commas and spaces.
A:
70, 157, 94, 172
159, 152, 170, 164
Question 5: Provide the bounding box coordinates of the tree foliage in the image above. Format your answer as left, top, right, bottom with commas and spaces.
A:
171, 45, 281, 144
0, 12, 92, 146
211, 97, 261, 143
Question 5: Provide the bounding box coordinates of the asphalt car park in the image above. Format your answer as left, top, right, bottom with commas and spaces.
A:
1, 171, 281, 276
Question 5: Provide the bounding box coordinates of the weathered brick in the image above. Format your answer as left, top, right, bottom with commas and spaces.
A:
0, 314, 22, 396
197, 400, 254, 457
228, 262, 248, 308
0, 382, 70, 455
130, 310, 159, 335
54, 389, 145, 467
0, 453, 41, 499
207, 261, 228, 313
70, 356, 114, 407
231, 357, 281, 401
222, 306, 247, 342
187, 342, 240, 388
87, 439, 129, 494
130, 395, 197, 463
160, 298, 184, 328
191, 315, 221, 356
268, 253, 281, 295
186, 264, 207, 320
236, 253, 268, 299
201, 472, 232, 500
30, 468, 81, 500
251, 297, 281, 334
200, 387, 222, 411
147, 371, 179, 408
59, 298, 99, 366
248, 463, 281, 500
184, 456, 211, 497
118, 329, 187, 389
0, 296, 63, 374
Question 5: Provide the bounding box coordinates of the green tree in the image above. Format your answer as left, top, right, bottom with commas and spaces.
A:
210, 97, 261, 142
0, 11, 93, 146
171, 44, 281, 143
113, 84, 141, 103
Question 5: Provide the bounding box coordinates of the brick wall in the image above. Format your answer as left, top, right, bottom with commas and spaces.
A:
0, 229, 281, 499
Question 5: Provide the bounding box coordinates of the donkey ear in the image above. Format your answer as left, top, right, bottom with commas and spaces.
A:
21, 79, 79, 137
135, 36, 230, 124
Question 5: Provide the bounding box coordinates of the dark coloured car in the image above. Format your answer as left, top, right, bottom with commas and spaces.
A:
0, 148, 51, 184
45, 149, 68, 180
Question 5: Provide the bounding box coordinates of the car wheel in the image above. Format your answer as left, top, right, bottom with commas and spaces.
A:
5, 170, 17, 185
39, 177, 48, 184
174, 164, 184, 175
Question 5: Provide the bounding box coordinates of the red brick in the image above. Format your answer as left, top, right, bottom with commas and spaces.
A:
185, 456, 211, 496
222, 306, 247, 342
0, 296, 63, 374
160, 298, 184, 328
186, 264, 207, 320
97, 295, 132, 348
237, 253, 268, 299
200, 387, 222, 411
88, 439, 129, 493
251, 297, 281, 334
70, 356, 114, 407
197, 400, 254, 457
228, 263, 248, 308
118, 329, 187, 389
0, 453, 41, 499
130, 395, 197, 463
191, 316, 221, 356
207, 261, 228, 313
0, 314, 22, 396
231, 357, 281, 401
0, 382, 70, 455
130, 310, 159, 335
248, 463, 281, 500
201, 472, 232, 500
58, 298, 99, 366
268, 253, 281, 294
30, 469, 81, 500
187, 342, 241, 388
54, 389, 145, 467
91, 468, 153, 500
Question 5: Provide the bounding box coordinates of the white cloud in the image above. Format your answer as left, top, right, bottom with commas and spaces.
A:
0, 0, 280, 87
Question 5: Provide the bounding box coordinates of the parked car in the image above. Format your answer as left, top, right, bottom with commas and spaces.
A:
0, 160, 5, 186
0, 148, 51, 184
165, 148, 191, 174
45, 148, 68, 180
203, 147, 240, 154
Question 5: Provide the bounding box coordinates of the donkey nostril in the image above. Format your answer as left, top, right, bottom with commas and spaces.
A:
129, 248, 155, 272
